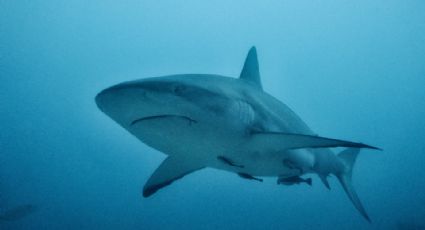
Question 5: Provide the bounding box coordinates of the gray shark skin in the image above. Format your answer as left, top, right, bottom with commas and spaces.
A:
95, 47, 380, 222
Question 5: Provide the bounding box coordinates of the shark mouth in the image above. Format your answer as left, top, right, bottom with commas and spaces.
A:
130, 115, 197, 126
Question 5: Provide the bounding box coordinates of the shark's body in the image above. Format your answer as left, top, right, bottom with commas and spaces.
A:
96, 47, 379, 222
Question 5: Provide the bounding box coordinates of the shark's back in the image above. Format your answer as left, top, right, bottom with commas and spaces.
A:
154, 73, 315, 136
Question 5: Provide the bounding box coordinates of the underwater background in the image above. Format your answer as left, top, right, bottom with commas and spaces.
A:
1, 1, 425, 229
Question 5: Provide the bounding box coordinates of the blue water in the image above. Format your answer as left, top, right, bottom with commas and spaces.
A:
1, 1, 425, 229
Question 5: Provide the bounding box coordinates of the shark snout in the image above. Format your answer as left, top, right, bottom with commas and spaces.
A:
95, 79, 177, 117
95, 86, 119, 111
95, 83, 147, 113
95, 88, 109, 111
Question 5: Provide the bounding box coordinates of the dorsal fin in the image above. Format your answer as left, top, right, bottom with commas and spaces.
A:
240, 46, 262, 90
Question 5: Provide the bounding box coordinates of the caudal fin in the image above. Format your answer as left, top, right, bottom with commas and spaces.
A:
337, 148, 371, 223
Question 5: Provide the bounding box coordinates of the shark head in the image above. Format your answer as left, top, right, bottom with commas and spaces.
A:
95, 76, 213, 128
95, 75, 241, 157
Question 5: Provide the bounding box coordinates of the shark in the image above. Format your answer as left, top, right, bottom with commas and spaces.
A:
95, 47, 380, 222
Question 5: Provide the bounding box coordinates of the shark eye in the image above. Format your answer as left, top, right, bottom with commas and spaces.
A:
173, 85, 186, 95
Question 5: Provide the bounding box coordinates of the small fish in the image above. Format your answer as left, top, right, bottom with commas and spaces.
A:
277, 176, 312, 186
217, 156, 244, 168
396, 222, 425, 230
0, 204, 37, 221
237, 173, 263, 182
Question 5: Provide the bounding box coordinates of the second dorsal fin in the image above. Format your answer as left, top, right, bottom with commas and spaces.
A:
240, 46, 262, 90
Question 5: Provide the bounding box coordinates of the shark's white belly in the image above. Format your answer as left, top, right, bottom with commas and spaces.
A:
128, 113, 314, 177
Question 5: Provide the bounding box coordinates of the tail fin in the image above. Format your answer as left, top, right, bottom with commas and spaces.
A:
306, 178, 312, 186
337, 148, 371, 223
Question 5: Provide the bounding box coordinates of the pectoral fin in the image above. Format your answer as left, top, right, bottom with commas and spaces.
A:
143, 156, 204, 197
249, 132, 380, 151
